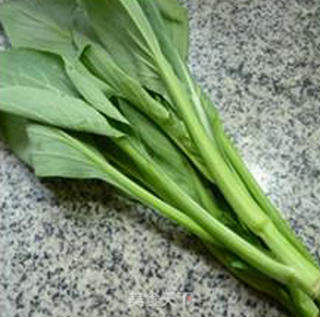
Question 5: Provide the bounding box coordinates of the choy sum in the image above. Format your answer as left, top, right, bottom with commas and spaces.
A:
0, 1, 319, 316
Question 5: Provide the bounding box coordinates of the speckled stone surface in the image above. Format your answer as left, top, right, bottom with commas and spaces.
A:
1, 0, 320, 316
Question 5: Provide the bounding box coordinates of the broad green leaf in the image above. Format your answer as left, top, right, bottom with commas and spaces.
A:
0, 113, 32, 165
26, 124, 141, 197
81, 0, 168, 97
65, 58, 113, 97
0, 0, 130, 126
27, 124, 116, 182
27, 124, 106, 179
0, 49, 79, 95
0, 0, 115, 97
0, 48, 127, 127
0, 86, 122, 138
64, 59, 129, 124
0, 0, 78, 58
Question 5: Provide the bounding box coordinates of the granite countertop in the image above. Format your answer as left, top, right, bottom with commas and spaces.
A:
1, 0, 320, 316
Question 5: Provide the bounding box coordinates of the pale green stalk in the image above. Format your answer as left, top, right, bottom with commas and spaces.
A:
112, 137, 318, 297
205, 244, 319, 317
215, 122, 318, 267
112, 134, 317, 315
154, 54, 320, 299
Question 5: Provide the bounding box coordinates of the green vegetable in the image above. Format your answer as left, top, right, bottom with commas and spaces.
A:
0, 1, 319, 316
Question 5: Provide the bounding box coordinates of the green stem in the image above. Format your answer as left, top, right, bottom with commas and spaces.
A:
289, 288, 319, 317
156, 55, 320, 299
111, 136, 319, 314
204, 243, 319, 317
114, 137, 318, 315
113, 137, 315, 296
217, 125, 318, 268
65, 131, 317, 313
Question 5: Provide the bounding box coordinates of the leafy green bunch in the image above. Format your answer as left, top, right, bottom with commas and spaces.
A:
0, 0, 319, 315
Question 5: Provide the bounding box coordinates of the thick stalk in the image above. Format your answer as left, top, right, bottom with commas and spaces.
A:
113, 137, 317, 297
205, 243, 319, 317
82, 40, 320, 300
206, 94, 319, 311
70, 130, 319, 315
70, 131, 317, 307
289, 287, 319, 317
112, 134, 317, 315
155, 55, 320, 299
216, 126, 318, 267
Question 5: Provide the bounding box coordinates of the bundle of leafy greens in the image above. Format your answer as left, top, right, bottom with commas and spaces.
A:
0, 0, 319, 315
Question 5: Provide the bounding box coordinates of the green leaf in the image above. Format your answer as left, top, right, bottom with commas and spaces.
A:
64, 59, 129, 124
27, 124, 115, 182
0, 48, 127, 128
65, 57, 113, 97
0, 113, 32, 165
26, 124, 143, 197
27, 124, 105, 179
0, 86, 122, 138
0, 49, 79, 95
81, 0, 168, 97
0, 0, 118, 101
0, 0, 78, 58
26, 124, 217, 245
